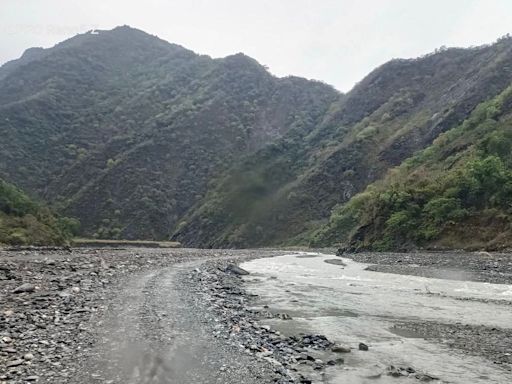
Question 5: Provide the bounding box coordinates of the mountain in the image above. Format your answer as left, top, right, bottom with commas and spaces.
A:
175, 37, 512, 248
2, 26, 512, 250
0, 179, 77, 245
311, 85, 512, 251
0, 26, 338, 240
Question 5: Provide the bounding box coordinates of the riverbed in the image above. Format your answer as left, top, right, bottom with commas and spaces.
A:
242, 253, 512, 383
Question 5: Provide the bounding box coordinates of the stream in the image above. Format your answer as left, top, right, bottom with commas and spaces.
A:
241, 253, 512, 383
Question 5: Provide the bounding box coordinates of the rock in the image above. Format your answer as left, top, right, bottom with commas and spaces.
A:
415, 373, 439, 381
2, 336, 13, 344
297, 352, 308, 360
387, 366, 404, 377
225, 264, 250, 276
23, 353, 34, 361
323, 259, 346, 267
358, 342, 369, 351
327, 357, 344, 365
277, 313, 292, 320
12, 283, 36, 293
24, 376, 39, 382
6, 359, 24, 367
331, 345, 351, 353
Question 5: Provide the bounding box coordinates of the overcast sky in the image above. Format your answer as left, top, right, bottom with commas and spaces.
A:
2, 0, 512, 91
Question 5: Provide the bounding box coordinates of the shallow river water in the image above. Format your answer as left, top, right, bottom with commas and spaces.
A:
241, 253, 512, 384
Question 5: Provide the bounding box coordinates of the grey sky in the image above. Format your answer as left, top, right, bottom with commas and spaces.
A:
1, 0, 512, 91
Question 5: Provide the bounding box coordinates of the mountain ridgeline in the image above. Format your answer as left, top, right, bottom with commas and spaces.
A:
1, 26, 512, 250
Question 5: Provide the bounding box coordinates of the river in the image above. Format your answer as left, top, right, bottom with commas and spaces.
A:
241, 253, 512, 383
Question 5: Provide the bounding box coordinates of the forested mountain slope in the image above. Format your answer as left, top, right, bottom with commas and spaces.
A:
0, 179, 76, 245
312, 85, 512, 251
175, 37, 512, 247
2, 26, 512, 249
0, 26, 338, 239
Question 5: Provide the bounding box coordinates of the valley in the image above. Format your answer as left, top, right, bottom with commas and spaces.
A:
2, 5, 512, 384
2, 27, 512, 250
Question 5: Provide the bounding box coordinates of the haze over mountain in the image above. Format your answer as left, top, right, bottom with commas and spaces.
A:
1, 26, 512, 249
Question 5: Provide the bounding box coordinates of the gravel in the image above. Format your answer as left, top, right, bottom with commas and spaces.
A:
2, 248, 339, 383
0, 247, 205, 383
344, 250, 512, 284
185, 258, 348, 383
0, 248, 273, 383
391, 322, 512, 371
3, 247, 512, 383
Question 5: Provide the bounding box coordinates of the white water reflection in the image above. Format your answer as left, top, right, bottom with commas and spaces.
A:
241, 253, 512, 383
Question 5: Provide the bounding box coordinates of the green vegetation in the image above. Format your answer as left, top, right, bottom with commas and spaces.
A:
0, 179, 79, 245
2, 27, 512, 250
0, 26, 338, 241
176, 37, 512, 248
312, 86, 512, 250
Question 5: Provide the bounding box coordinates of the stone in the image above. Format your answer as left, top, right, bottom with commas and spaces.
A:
415, 373, 439, 382
323, 259, 346, 267
331, 345, 351, 353
12, 283, 35, 294
225, 264, 250, 276
6, 359, 24, 368
24, 353, 34, 361
358, 342, 369, 351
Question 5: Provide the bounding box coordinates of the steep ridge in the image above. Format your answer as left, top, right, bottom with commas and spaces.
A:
312, 85, 512, 251
0, 26, 339, 239
175, 37, 512, 247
